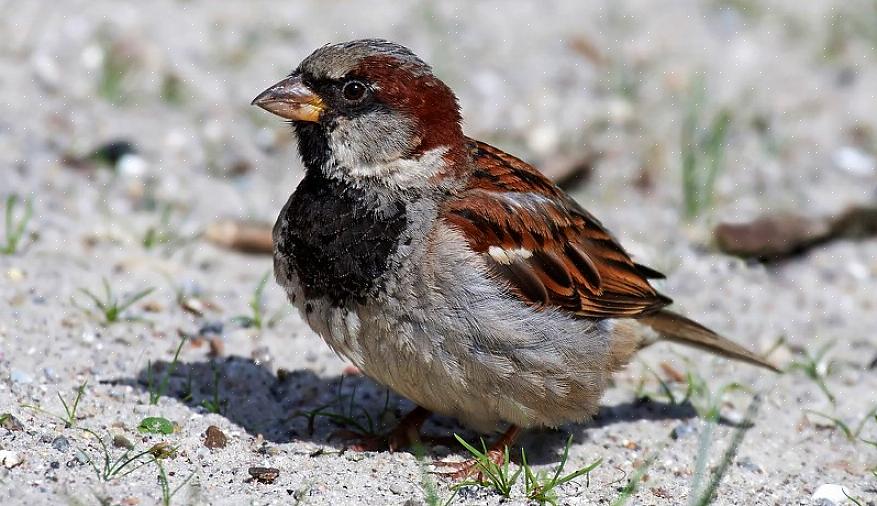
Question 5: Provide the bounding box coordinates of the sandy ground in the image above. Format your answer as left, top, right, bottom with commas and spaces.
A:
1, 1, 876, 504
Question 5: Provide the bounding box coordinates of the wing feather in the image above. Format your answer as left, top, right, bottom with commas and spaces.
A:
442, 139, 671, 319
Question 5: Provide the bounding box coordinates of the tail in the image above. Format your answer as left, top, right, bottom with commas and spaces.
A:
638, 310, 780, 372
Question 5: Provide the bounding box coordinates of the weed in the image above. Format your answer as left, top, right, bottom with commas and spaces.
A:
634, 361, 690, 406
78, 428, 157, 481
142, 204, 191, 252
843, 488, 865, 506
147, 337, 187, 405
200, 361, 227, 414
22, 381, 88, 428
414, 443, 458, 506
2, 194, 33, 255
787, 342, 838, 405
635, 363, 747, 420
689, 394, 762, 505
522, 435, 602, 506
74, 278, 154, 325
451, 434, 521, 497
231, 271, 279, 330
611, 449, 660, 506
155, 458, 196, 506
805, 405, 877, 442
293, 378, 392, 438
160, 73, 186, 106
680, 75, 732, 219
683, 372, 749, 421
138, 417, 175, 435
97, 39, 136, 104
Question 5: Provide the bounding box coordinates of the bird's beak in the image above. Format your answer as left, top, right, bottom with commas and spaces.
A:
251, 75, 324, 122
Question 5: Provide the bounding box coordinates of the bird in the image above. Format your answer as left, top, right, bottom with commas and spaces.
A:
252, 39, 777, 476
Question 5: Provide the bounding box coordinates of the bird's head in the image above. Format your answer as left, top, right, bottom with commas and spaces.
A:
253, 39, 465, 188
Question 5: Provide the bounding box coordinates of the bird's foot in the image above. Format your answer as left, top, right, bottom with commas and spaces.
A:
432, 448, 508, 480
432, 425, 522, 481
331, 406, 432, 452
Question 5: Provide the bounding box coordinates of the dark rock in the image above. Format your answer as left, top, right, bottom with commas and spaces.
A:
51, 436, 70, 452
671, 421, 697, 439
248, 466, 280, 484
199, 321, 224, 336
0, 413, 25, 431
204, 425, 228, 449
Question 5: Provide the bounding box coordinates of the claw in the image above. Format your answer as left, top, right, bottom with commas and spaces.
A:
432, 425, 522, 481
432, 449, 505, 480
328, 406, 432, 452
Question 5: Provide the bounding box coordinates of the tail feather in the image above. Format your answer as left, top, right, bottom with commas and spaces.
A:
638, 310, 780, 372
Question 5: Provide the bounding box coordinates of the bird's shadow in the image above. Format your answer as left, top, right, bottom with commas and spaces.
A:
119, 356, 731, 465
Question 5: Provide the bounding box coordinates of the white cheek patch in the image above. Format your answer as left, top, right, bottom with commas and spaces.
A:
331, 145, 449, 189
488, 246, 533, 265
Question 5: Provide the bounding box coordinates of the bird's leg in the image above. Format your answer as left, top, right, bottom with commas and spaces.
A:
334, 406, 432, 452
433, 425, 522, 480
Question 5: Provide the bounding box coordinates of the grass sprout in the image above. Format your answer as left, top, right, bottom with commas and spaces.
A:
452, 434, 521, 497
2, 194, 33, 255
684, 373, 750, 422
787, 342, 838, 405
97, 39, 136, 104
231, 271, 282, 330
74, 278, 154, 325
293, 378, 392, 438
142, 203, 194, 253
414, 443, 458, 506
200, 361, 227, 414
611, 449, 661, 506
22, 381, 88, 428
680, 75, 732, 219
635, 363, 747, 421
78, 428, 159, 481
805, 406, 877, 442
634, 361, 691, 406
155, 457, 196, 506
147, 337, 187, 405
522, 435, 601, 506
689, 395, 762, 506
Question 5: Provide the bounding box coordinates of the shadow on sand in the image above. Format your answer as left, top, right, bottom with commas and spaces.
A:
119, 356, 724, 465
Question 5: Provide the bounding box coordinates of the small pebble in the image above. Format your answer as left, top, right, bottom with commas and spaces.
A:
812, 484, 850, 505
1, 413, 25, 431
389, 483, 405, 495
43, 368, 59, 382
833, 146, 875, 176
6, 268, 25, 281
10, 370, 32, 384
204, 425, 228, 449
52, 436, 70, 452
0, 450, 23, 468
736, 456, 763, 474
248, 466, 280, 484
113, 434, 135, 450
622, 439, 639, 450
199, 321, 224, 336
345, 452, 366, 462
671, 421, 697, 439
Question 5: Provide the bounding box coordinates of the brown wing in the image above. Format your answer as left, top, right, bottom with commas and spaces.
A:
442, 139, 671, 319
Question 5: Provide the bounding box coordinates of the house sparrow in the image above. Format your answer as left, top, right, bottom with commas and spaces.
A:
253, 39, 777, 474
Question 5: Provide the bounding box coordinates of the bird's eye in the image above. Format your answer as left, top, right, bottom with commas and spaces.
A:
341, 81, 367, 102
